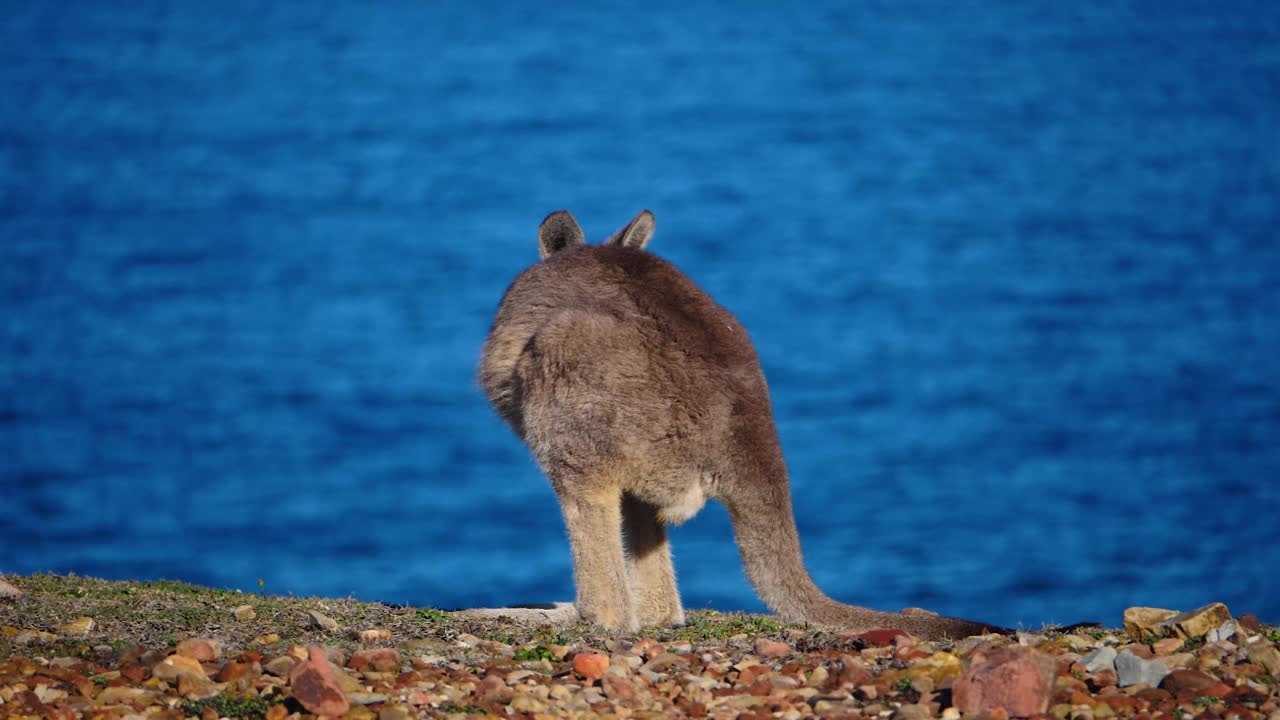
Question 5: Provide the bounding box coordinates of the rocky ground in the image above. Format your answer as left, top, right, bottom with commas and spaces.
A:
1, 574, 1277, 719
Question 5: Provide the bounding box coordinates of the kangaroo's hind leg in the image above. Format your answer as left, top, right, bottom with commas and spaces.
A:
622, 493, 685, 628
551, 471, 637, 632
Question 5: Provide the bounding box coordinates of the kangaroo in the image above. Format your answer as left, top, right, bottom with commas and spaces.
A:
478, 209, 1005, 639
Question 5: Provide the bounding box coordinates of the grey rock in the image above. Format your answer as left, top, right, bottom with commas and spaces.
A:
1062, 634, 1094, 651
896, 704, 933, 720
1116, 650, 1169, 688
307, 609, 339, 632
263, 655, 298, 677
348, 693, 390, 705
15, 630, 57, 645
1247, 641, 1280, 678
1206, 619, 1236, 643
453, 601, 579, 625
1016, 631, 1048, 647
1082, 646, 1118, 673
0, 576, 23, 597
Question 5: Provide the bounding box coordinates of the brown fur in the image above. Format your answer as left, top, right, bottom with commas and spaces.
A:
478, 209, 1006, 638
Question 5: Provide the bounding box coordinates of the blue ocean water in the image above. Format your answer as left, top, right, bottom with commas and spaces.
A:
3, 3, 1279, 630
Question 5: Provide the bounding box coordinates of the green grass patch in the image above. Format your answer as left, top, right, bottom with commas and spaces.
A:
182, 693, 278, 720
513, 645, 555, 662
416, 607, 451, 622
1181, 635, 1207, 651
140, 579, 216, 595
439, 703, 486, 714
665, 610, 788, 641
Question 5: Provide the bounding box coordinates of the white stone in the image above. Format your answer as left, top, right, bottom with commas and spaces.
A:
1082, 646, 1118, 673
307, 610, 339, 632
1207, 619, 1236, 643
1115, 650, 1169, 688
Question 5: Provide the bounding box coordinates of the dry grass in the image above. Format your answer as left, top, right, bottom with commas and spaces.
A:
0, 573, 810, 660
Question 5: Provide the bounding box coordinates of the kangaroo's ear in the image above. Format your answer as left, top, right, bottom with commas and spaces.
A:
602, 209, 655, 251
538, 210, 586, 260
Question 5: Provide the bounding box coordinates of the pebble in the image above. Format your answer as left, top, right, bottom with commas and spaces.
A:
349, 648, 401, 672
1238, 613, 1263, 631
289, 645, 350, 717
612, 653, 642, 671
953, 646, 1058, 718
1017, 631, 1048, 647
1082, 646, 1117, 672
754, 637, 790, 658
510, 693, 547, 712
603, 673, 642, 702
1248, 641, 1280, 678
151, 654, 208, 683
263, 655, 297, 676
573, 652, 609, 682
478, 639, 514, 656
859, 628, 909, 647
175, 638, 223, 662
643, 652, 689, 672
307, 610, 339, 632
1115, 650, 1170, 688
215, 661, 248, 682
94, 687, 154, 705
57, 617, 95, 636
1206, 619, 1237, 643
915, 651, 964, 682
897, 703, 933, 720
522, 657, 555, 674
152, 654, 218, 699
6, 588, 1279, 720
1164, 602, 1232, 640
1160, 668, 1230, 699
548, 643, 571, 660
411, 654, 446, 667
321, 645, 348, 667
15, 630, 58, 645
177, 672, 220, 699
231, 604, 256, 621
1123, 607, 1179, 641
359, 628, 392, 643
910, 675, 934, 694
474, 672, 511, 703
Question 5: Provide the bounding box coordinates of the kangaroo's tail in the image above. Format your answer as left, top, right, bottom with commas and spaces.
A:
722, 449, 1008, 640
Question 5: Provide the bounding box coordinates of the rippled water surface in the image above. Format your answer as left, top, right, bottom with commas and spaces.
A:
3, 3, 1279, 628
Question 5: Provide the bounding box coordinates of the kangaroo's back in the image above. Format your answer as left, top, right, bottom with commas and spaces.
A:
479, 222, 770, 459
476, 209, 1007, 638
